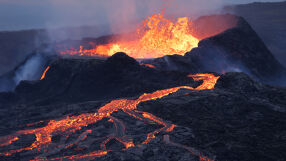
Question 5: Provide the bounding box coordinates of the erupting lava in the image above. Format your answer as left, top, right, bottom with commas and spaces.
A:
140, 63, 157, 69
40, 66, 50, 80
0, 74, 218, 161
60, 13, 199, 59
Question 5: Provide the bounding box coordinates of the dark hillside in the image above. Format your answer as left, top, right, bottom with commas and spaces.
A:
225, 1, 286, 67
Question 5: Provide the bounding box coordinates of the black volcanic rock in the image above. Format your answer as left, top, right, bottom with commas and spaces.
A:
11, 53, 195, 105
0, 72, 285, 161
142, 14, 286, 86
142, 54, 198, 73
215, 72, 262, 93
105, 52, 141, 69
1, 14, 286, 161
226, 1, 286, 67
185, 16, 286, 84
138, 72, 286, 161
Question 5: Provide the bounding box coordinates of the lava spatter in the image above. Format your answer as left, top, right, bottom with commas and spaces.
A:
60, 13, 199, 59
0, 73, 219, 160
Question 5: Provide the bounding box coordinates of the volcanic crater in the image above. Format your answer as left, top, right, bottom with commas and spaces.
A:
0, 14, 285, 161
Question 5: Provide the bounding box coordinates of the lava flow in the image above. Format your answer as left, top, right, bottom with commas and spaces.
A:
60, 13, 199, 59
0, 74, 219, 161
40, 66, 50, 80
140, 63, 156, 69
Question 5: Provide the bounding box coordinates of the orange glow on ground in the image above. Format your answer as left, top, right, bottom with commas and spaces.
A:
60, 13, 199, 59
0, 73, 219, 161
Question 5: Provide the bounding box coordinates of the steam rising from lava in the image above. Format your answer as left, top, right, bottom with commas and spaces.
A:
0, 53, 47, 92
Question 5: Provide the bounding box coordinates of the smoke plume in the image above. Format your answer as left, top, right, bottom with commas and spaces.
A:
45, 0, 226, 41
0, 53, 47, 92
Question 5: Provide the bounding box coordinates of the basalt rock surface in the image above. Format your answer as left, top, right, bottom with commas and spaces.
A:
0, 52, 195, 106
0, 72, 285, 161
0, 14, 286, 161
138, 72, 286, 161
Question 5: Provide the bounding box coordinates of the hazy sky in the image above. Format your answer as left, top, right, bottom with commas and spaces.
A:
0, 0, 284, 31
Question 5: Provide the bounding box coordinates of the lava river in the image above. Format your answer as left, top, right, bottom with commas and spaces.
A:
0, 73, 219, 161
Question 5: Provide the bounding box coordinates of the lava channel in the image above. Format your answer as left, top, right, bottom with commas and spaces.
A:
0, 73, 219, 161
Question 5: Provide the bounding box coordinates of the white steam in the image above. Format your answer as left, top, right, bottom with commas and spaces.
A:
0, 53, 46, 92
13, 53, 46, 86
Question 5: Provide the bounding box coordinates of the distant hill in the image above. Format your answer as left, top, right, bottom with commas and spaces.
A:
225, 1, 286, 67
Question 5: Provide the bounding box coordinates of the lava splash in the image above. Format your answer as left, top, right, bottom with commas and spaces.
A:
60, 13, 199, 59
0, 74, 219, 161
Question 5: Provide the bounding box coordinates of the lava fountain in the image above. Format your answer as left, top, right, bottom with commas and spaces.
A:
60, 13, 199, 59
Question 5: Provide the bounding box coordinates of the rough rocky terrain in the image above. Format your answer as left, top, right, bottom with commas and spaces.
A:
0, 53, 196, 106
0, 13, 285, 161
0, 71, 285, 161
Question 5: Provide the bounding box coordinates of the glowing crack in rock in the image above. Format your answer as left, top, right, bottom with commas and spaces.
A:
0, 73, 219, 161
60, 13, 199, 59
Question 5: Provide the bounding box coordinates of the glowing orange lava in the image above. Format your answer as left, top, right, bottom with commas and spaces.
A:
40, 66, 50, 80
140, 63, 156, 68
0, 73, 219, 161
60, 13, 199, 59
0, 136, 19, 147
188, 73, 220, 90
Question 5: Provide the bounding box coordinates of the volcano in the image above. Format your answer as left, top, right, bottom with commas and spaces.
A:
0, 13, 286, 161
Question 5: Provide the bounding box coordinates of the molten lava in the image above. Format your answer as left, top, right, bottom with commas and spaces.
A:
0, 73, 218, 161
188, 73, 220, 90
60, 13, 199, 59
140, 63, 156, 69
40, 66, 50, 80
